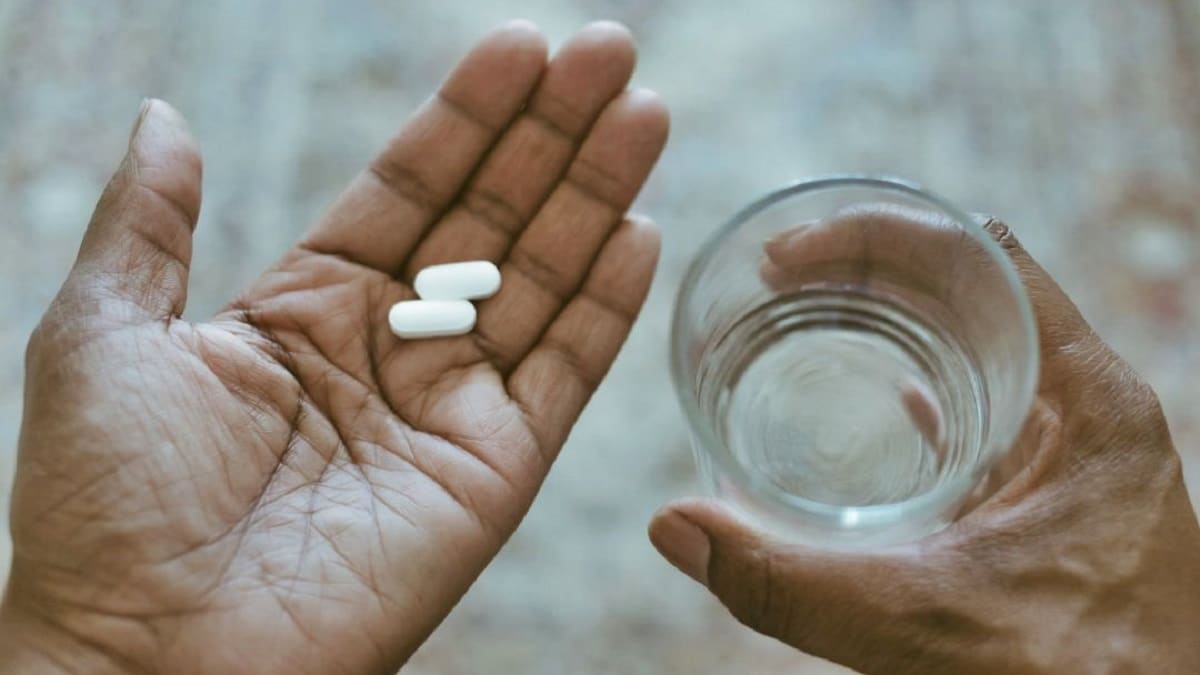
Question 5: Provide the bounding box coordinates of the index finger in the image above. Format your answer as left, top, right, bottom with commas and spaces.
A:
760, 207, 1095, 359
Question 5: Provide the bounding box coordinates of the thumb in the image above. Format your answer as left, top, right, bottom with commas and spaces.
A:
63, 98, 203, 323
650, 499, 966, 674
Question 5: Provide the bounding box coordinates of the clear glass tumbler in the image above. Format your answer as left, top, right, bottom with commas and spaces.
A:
670, 176, 1038, 547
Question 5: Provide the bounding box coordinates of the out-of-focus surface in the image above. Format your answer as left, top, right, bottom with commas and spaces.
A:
2, 2, 1199, 673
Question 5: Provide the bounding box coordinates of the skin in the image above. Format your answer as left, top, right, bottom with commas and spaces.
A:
0, 20, 668, 675
3, 20, 1196, 675
650, 211, 1200, 674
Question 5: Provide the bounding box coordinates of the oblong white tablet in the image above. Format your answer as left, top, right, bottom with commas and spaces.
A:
388, 300, 476, 339
414, 260, 501, 300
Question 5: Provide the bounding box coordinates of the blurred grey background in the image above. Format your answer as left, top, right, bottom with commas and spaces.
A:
2, 1, 1199, 673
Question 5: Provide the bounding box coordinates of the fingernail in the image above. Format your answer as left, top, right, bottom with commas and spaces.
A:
652, 512, 710, 585
129, 98, 154, 146
901, 379, 945, 448
764, 224, 809, 262
626, 212, 655, 229
503, 18, 539, 32
764, 230, 792, 257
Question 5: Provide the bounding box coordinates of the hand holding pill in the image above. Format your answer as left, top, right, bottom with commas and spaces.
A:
4, 20, 667, 674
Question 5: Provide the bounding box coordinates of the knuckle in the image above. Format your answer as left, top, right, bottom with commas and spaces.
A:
718, 548, 805, 643
1064, 345, 1177, 463
1124, 379, 1173, 449
25, 299, 75, 368
24, 319, 50, 370
1097, 357, 1166, 424
972, 213, 1019, 249
25, 288, 111, 371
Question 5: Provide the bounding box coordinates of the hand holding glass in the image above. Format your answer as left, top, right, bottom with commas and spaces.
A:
670, 177, 1038, 547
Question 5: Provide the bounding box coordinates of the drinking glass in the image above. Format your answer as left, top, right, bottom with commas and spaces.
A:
670, 176, 1038, 547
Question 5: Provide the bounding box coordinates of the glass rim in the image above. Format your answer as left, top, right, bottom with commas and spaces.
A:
668, 173, 1040, 533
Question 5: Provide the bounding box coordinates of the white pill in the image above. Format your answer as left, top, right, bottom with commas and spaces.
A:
388, 300, 476, 339
414, 260, 501, 300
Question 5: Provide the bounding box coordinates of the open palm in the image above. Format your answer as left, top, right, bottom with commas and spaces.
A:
6, 21, 667, 674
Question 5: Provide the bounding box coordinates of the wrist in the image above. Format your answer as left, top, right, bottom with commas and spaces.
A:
0, 588, 130, 675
